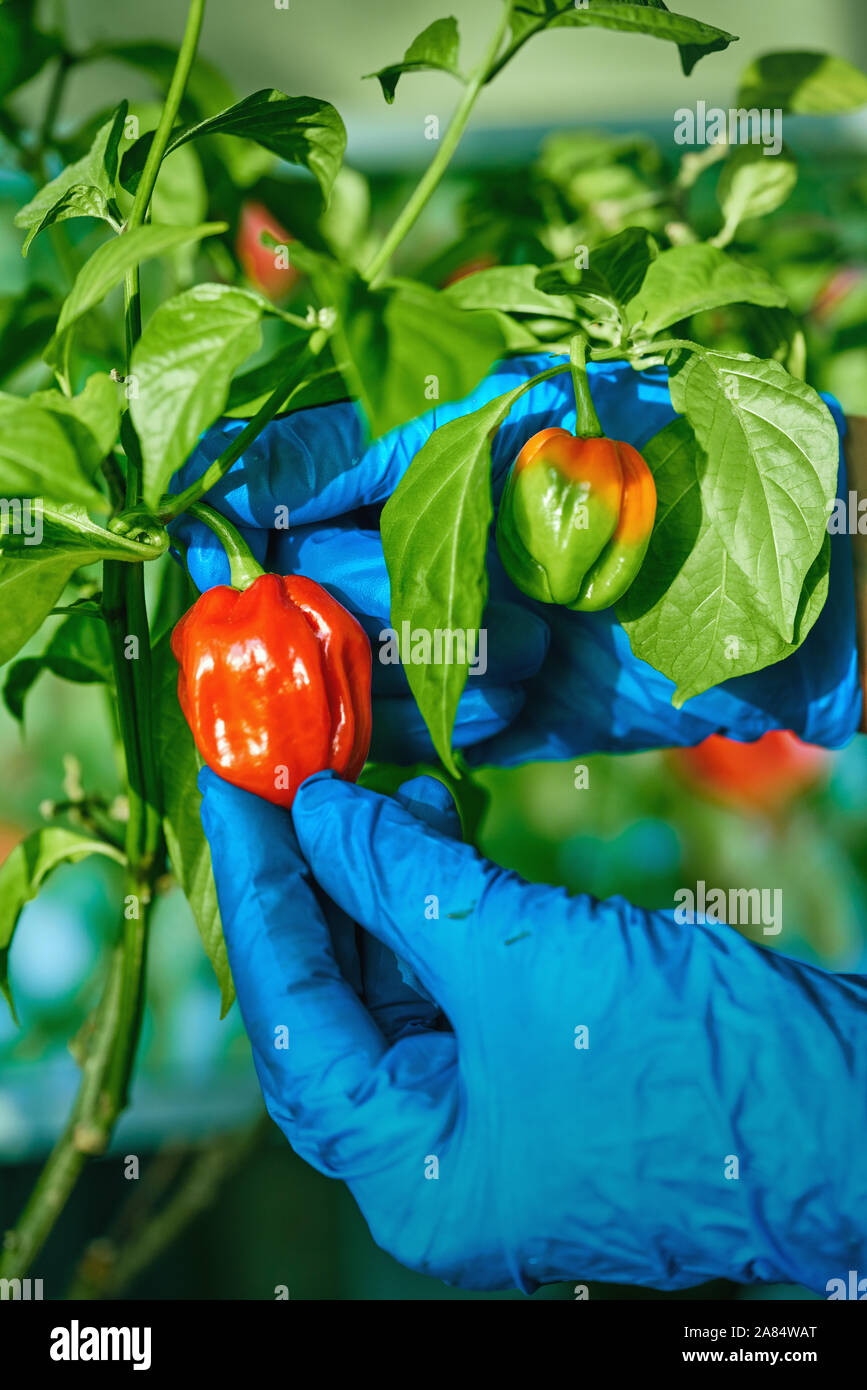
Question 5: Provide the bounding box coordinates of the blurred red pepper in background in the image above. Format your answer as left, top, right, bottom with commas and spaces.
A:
670, 729, 829, 815
810, 265, 865, 324
236, 200, 299, 300
441, 254, 497, 287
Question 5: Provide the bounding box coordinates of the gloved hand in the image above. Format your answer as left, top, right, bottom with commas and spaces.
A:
174, 355, 862, 762
200, 763, 867, 1295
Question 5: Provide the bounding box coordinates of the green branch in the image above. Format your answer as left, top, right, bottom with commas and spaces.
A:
362, 2, 511, 286
122, 0, 207, 492
483, 2, 573, 84
188, 503, 265, 589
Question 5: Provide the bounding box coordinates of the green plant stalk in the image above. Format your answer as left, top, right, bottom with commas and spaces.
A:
122, 0, 206, 500
484, 4, 564, 85
102, 560, 162, 1105
160, 329, 327, 520
101, 0, 208, 1108
65, 1116, 268, 1299
0, 939, 126, 1281
0, 0, 205, 1283
570, 333, 603, 437
188, 503, 265, 589
362, 1, 511, 286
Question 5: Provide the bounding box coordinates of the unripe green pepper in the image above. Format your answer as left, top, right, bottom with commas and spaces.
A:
495, 426, 657, 611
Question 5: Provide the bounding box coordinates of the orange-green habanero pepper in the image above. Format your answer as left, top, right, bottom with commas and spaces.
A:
172, 572, 372, 808
495, 426, 657, 611
497, 338, 657, 612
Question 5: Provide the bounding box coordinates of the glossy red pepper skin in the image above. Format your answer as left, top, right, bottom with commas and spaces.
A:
172, 573, 372, 808
495, 427, 656, 611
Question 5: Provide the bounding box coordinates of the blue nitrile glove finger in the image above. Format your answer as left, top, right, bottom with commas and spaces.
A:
291, 773, 867, 1294
298, 773, 452, 1041
354, 775, 460, 1040
198, 766, 453, 1175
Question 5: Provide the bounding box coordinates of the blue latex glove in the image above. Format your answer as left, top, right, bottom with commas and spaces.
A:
175, 355, 862, 760
200, 764, 867, 1294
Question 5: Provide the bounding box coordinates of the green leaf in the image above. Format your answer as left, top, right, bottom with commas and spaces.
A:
537, 227, 657, 322
381, 383, 529, 771
43, 221, 227, 369
627, 243, 788, 337
153, 630, 234, 1016
714, 144, 798, 248
0, 504, 167, 669
619, 418, 830, 705
327, 270, 509, 438
0, 285, 60, 381
89, 43, 271, 187
130, 283, 267, 509
318, 166, 371, 262
503, 1, 736, 78
444, 263, 577, 319
31, 371, 122, 460
294, 246, 510, 437
738, 51, 867, 115
365, 17, 463, 103
3, 611, 112, 723
14, 104, 127, 255
667, 349, 838, 641
0, 827, 125, 1022
0, 1, 61, 100
121, 90, 346, 204
0, 374, 120, 505
151, 142, 208, 231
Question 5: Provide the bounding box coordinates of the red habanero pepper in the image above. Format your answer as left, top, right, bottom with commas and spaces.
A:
172, 572, 372, 809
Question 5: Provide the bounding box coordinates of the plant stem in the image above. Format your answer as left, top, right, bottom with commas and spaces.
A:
160, 330, 327, 520
188, 503, 265, 589
126, 3, 206, 235
0, 0, 206, 1284
362, 2, 511, 286
121, 0, 206, 498
0, 943, 126, 1280
483, 1, 572, 84
103, 0, 204, 1097
570, 333, 603, 437
65, 1116, 268, 1299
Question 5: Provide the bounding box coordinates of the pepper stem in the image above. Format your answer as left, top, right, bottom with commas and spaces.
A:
187, 502, 265, 590
570, 333, 603, 439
